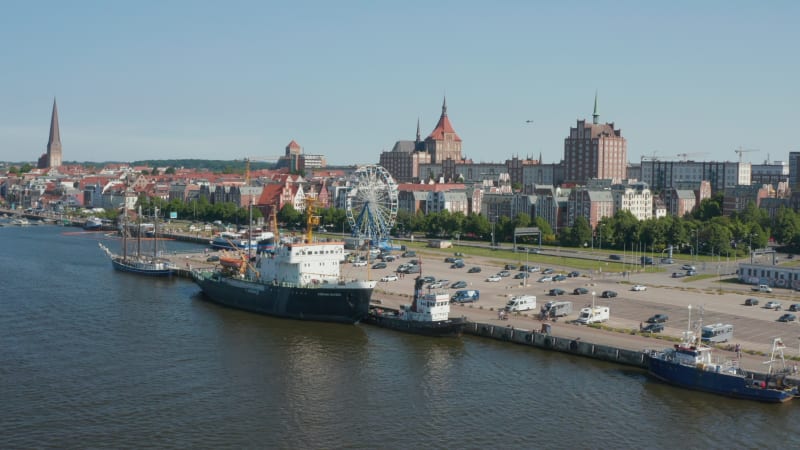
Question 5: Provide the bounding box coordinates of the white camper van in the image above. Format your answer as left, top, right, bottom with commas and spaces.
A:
576, 306, 610, 324
505, 295, 536, 312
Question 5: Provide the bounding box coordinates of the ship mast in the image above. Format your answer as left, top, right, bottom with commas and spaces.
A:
305, 196, 320, 244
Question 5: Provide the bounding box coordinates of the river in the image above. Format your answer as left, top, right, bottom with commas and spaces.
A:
1, 223, 798, 448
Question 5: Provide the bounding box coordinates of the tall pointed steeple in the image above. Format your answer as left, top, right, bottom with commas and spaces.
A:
442, 95, 448, 116
592, 91, 599, 124
416, 117, 421, 143
46, 97, 63, 168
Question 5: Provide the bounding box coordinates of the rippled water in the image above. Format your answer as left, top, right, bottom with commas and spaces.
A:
1, 225, 799, 448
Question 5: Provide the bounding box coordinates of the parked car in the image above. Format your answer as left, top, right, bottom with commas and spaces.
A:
421, 276, 436, 283
527, 266, 541, 273
450, 262, 465, 269
745, 298, 760, 306
380, 274, 398, 282
661, 258, 674, 264
631, 285, 647, 291
486, 275, 502, 282
468, 266, 482, 273
778, 313, 797, 322
372, 262, 387, 269
498, 270, 511, 277
552, 274, 567, 282
450, 281, 468, 289
353, 261, 367, 267
401, 251, 416, 258
686, 269, 697, 276
681, 264, 695, 271
789, 304, 800, 312
764, 301, 782, 310
549, 288, 566, 296
383, 255, 396, 262
609, 254, 622, 260
444, 257, 456, 263
567, 271, 580, 278
573, 287, 589, 295
427, 282, 444, 289
538, 276, 553, 283
542, 268, 555, 275
513, 272, 529, 279
641, 323, 664, 333
672, 272, 685, 278
647, 314, 669, 323
505, 264, 518, 270
601, 290, 617, 298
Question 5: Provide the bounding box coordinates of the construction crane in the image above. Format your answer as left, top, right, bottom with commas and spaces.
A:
640, 150, 659, 162
676, 152, 709, 161
734, 147, 758, 163
242, 156, 281, 186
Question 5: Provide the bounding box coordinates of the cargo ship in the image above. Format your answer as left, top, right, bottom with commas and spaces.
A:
193, 200, 375, 324
364, 276, 466, 337
647, 335, 796, 403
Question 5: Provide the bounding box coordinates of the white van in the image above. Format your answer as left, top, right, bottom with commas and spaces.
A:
505, 295, 536, 312
576, 306, 610, 324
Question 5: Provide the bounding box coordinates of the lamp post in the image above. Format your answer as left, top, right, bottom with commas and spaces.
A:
694, 229, 699, 265
591, 291, 596, 310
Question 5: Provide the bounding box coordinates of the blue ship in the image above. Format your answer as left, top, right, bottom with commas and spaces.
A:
647, 337, 796, 403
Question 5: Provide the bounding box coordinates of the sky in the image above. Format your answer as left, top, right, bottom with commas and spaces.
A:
1, 0, 798, 167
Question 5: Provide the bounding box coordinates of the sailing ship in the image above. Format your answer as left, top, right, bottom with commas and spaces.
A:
99, 207, 174, 276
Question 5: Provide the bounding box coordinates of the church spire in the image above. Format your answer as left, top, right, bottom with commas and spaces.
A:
592, 91, 599, 124
442, 95, 448, 116
416, 117, 421, 143
49, 98, 61, 145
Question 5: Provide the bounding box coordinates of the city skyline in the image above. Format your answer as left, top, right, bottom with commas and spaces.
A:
1, 1, 798, 166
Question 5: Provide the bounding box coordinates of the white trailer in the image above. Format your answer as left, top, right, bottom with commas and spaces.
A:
576, 306, 610, 324
505, 295, 537, 312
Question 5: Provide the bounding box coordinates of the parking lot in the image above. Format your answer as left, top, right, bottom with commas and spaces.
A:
345, 248, 800, 356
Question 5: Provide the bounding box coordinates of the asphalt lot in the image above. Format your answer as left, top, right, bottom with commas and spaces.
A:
351, 248, 800, 357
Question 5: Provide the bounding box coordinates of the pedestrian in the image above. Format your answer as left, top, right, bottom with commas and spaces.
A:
639, 322, 643, 331
735, 343, 742, 359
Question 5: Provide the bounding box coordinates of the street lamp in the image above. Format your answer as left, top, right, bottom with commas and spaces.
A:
591, 291, 596, 310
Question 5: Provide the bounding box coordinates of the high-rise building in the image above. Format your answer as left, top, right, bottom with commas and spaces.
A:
563, 94, 626, 185
789, 152, 800, 190
38, 98, 62, 169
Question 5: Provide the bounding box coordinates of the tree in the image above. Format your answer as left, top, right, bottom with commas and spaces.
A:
772, 206, 798, 245
278, 204, 302, 227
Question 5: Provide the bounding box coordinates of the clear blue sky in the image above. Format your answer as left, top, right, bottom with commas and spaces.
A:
1, 0, 797, 166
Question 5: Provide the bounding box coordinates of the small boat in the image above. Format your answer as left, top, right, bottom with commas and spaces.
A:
83, 217, 103, 230
99, 207, 173, 277
364, 275, 467, 337
647, 334, 797, 403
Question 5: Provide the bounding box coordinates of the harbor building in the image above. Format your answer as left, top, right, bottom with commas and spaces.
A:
640, 159, 750, 193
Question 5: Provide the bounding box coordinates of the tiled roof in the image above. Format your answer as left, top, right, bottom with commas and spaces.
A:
426, 114, 462, 142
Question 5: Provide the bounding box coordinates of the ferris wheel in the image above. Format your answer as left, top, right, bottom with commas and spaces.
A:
345, 165, 398, 245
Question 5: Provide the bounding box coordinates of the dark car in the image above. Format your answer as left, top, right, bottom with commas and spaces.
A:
505, 264, 518, 270
778, 313, 797, 322
609, 254, 622, 261
383, 255, 396, 262
745, 298, 759, 306
444, 257, 456, 263
542, 268, 555, 274
371, 262, 387, 269
513, 272, 530, 279
661, 258, 674, 264
450, 261, 465, 269
467, 266, 482, 273
549, 288, 565, 296
573, 287, 589, 295
450, 281, 467, 289
672, 272, 685, 278
567, 271, 580, 278
647, 314, 669, 323
421, 275, 436, 283
641, 323, 664, 333
686, 269, 697, 276
601, 290, 617, 298
552, 274, 567, 282
401, 251, 416, 258
789, 304, 800, 312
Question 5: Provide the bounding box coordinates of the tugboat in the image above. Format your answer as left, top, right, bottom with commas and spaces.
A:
364, 276, 467, 337
647, 330, 797, 403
